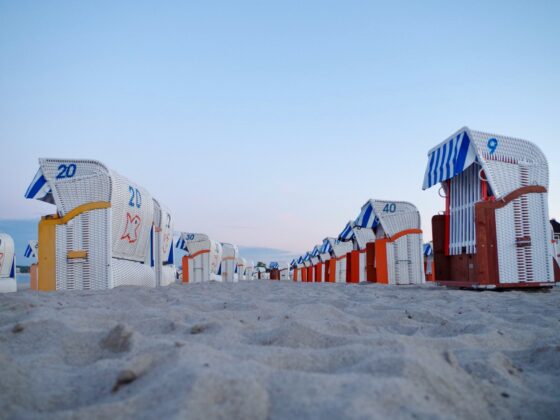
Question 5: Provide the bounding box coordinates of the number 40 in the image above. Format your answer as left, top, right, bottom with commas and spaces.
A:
383, 203, 396, 213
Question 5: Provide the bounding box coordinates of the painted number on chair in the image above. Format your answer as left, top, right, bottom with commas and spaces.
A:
56, 163, 77, 179
185, 234, 195, 241
487, 138, 498, 155
383, 203, 396, 213
128, 186, 142, 208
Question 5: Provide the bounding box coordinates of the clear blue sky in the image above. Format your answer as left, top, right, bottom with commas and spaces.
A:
1, 0, 559, 254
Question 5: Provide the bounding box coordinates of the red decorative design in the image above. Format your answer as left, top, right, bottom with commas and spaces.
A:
121, 213, 141, 243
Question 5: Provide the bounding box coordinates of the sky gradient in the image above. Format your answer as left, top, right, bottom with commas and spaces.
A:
1, 0, 559, 256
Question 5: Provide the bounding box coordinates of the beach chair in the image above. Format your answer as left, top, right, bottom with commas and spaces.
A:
354, 200, 425, 285
422, 127, 554, 288
0, 233, 17, 293
221, 243, 239, 282
256, 266, 266, 280
293, 256, 304, 282
25, 240, 39, 290
237, 258, 247, 281
279, 261, 291, 280
327, 237, 353, 283
176, 233, 223, 283
289, 259, 297, 281
24, 158, 175, 290
310, 245, 323, 282
551, 220, 560, 281
245, 260, 255, 280
423, 243, 435, 282
302, 252, 314, 282
338, 221, 376, 283
319, 239, 335, 283
269, 262, 280, 280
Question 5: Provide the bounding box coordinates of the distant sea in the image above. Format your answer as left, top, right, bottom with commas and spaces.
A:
1, 219, 300, 266
17, 273, 30, 286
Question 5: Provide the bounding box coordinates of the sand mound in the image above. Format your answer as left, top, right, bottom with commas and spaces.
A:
1, 282, 559, 419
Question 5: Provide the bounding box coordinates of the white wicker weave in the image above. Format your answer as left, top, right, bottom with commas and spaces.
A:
221, 243, 239, 283
0, 233, 17, 293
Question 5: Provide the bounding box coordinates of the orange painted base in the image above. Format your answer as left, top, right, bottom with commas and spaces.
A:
307, 266, 314, 282
314, 263, 323, 282
182, 255, 189, 283
346, 250, 360, 283
326, 260, 336, 282
30, 264, 39, 291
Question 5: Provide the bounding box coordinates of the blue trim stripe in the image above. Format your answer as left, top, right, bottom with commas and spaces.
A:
454, 132, 471, 176
167, 244, 174, 265
423, 130, 475, 189
25, 172, 48, 199
24, 245, 32, 258
338, 222, 355, 241
150, 227, 154, 267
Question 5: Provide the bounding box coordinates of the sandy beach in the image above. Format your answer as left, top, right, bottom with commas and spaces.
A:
1, 281, 559, 419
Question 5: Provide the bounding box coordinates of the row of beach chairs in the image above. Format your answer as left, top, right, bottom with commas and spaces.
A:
276, 127, 559, 289
1, 126, 558, 292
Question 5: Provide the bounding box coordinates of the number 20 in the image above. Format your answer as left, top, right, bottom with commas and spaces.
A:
128, 186, 142, 208
56, 163, 77, 179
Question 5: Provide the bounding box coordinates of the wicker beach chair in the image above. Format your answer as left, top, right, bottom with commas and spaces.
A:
0, 233, 17, 293
24, 158, 176, 291
422, 127, 554, 288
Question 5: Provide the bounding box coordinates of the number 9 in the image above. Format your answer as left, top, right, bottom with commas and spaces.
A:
487, 138, 498, 155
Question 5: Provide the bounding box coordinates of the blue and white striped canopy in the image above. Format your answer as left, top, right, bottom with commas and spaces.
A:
297, 256, 304, 264
320, 239, 332, 254
269, 261, 279, 269
303, 252, 311, 262
290, 259, 296, 267
354, 201, 380, 229
310, 246, 320, 257
24, 241, 38, 259
338, 222, 355, 241
176, 237, 186, 250
24, 244, 34, 258
423, 243, 433, 256
422, 129, 477, 190
24, 168, 54, 203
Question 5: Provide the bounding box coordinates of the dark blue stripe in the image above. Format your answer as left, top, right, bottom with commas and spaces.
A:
427, 151, 436, 187
432, 148, 441, 186
168, 245, 174, 264
438, 142, 448, 185
150, 227, 154, 267
359, 204, 373, 228
445, 139, 454, 181
25, 175, 47, 199
454, 132, 471, 176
